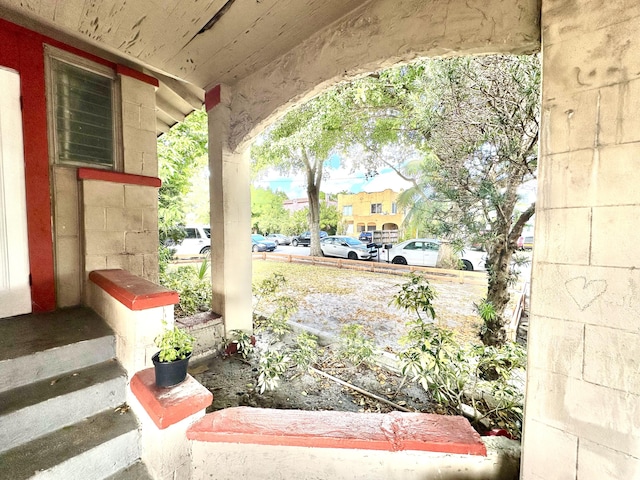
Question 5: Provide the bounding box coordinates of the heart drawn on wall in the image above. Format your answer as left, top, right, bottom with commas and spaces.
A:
564, 277, 608, 311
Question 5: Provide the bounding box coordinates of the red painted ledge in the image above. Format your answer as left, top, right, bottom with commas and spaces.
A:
187, 407, 487, 456
131, 368, 213, 429
89, 269, 179, 310
78, 167, 161, 188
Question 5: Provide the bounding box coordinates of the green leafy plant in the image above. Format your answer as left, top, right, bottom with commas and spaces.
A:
389, 273, 437, 322
154, 323, 195, 362
227, 329, 255, 359
252, 273, 297, 338
338, 324, 374, 367
290, 332, 320, 371
257, 350, 290, 393
160, 265, 212, 318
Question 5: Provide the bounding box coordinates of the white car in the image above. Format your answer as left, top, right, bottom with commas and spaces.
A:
166, 225, 211, 256
320, 236, 376, 260
381, 238, 486, 271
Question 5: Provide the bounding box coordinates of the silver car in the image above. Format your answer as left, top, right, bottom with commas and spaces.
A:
320, 236, 375, 260
266, 233, 291, 245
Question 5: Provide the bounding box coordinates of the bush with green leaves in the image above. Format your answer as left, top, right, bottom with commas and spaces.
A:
257, 350, 290, 393
252, 273, 296, 338
160, 264, 212, 318
389, 272, 437, 321
338, 324, 374, 367
290, 332, 320, 371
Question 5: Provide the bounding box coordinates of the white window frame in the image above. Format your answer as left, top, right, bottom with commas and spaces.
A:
44, 45, 122, 170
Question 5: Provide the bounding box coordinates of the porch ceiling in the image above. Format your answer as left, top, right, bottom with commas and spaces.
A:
0, 0, 369, 133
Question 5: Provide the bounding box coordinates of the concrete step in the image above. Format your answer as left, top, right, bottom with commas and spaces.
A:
0, 307, 116, 393
0, 359, 127, 453
0, 408, 141, 480
105, 461, 154, 480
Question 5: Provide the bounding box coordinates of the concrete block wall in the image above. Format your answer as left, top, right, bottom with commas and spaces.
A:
52, 69, 159, 307
521, 1, 640, 478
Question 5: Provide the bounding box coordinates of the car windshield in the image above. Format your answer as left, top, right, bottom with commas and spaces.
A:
343, 237, 362, 246
252, 234, 266, 241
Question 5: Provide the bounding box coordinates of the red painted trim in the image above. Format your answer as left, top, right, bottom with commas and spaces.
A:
188, 407, 487, 456
89, 269, 179, 310
116, 65, 159, 88
205, 84, 221, 111
130, 368, 213, 430
78, 167, 161, 188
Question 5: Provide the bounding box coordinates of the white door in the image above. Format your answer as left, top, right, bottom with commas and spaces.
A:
0, 67, 31, 318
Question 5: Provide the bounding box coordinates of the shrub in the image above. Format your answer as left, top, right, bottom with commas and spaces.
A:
338, 324, 374, 367
160, 263, 212, 318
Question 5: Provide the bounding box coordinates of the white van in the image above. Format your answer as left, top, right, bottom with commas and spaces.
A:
168, 225, 211, 257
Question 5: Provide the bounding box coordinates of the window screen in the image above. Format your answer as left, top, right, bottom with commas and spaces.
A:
51, 57, 115, 168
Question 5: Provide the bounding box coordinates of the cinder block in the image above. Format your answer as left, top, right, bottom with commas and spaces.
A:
106, 254, 132, 271
540, 90, 598, 156
122, 100, 141, 129
594, 144, 640, 206
84, 206, 106, 231
123, 208, 143, 231
120, 75, 156, 107
140, 106, 156, 133
85, 230, 125, 255
85, 254, 107, 272
53, 167, 79, 236
530, 262, 640, 330
142, 207, 159, 232
528, 315, 584, 378
55, 236, 81, 307
125, 231, 156, 255
535, 207, 590, 265
539, 151, 594, 209
125, 185, 157, 208
591, 205, 640, 268
141, 151, 158, 177
578, 439, 640, 479
521, 419, 577, 480
128, 254, 144, 277
83, 181, 125, 208
584, 325, 640, 394
542, 0, 640, 46
143, 254, 159, 283
105, 207, 125, 231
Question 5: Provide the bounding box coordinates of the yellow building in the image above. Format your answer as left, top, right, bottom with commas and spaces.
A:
337, 189, 405, 237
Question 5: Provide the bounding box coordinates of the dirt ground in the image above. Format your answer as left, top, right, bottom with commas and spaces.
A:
188, 260, 499, 417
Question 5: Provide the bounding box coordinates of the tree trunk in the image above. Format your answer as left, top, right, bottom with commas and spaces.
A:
482, 240, 512, 346
307, 178, 323, 257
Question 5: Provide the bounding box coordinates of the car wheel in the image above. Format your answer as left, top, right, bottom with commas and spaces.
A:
347, 251, 358, 260
392, 256, 407, 265
292, 239, 298, 247
461, 259, 473, 271
252, 245, 259, 252
200, 246, 210, 255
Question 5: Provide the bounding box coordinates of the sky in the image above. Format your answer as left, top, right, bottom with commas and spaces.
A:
253, 154, 413, 199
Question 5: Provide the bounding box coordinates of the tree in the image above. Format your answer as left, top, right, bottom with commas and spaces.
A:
251, 186, 289, 234
347, 55, 540, 346
158, 109, 209, 244
251, 91, 351, 256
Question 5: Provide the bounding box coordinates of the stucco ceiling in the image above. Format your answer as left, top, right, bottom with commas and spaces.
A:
0, 0, 370, 132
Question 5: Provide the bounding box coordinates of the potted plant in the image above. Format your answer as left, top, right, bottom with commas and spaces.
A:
152, 323, 196, 387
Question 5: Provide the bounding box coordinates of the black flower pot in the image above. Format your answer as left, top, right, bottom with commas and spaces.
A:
152, 351, 192, 387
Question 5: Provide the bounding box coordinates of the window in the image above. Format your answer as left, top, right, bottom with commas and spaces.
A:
370, 203, 382, 214
343, 205, 353, 216
391, 203, 397, 214
46, 46, 120, 169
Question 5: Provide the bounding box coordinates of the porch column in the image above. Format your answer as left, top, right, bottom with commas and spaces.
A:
206, 84, 253, 335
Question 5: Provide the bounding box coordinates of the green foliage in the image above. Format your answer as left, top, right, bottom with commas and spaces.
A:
227, 329, 255, 359
290, 332, 320, 371
389, 273, 437, 322
154, 322, 195, 362
251, 186, 290, 235
158, 109, 209, 246
160, 266, 212, 318
252, 273, 297, 338
338, 324, 375, 367
257, 350, 290, 393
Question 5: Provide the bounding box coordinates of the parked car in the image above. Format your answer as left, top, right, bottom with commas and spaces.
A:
165, 225, 211, 256
251, 234, 277, 252
320, 236, 376, 260
380, 238, 486, 271
358, 231, 373, 243
291, 230, 328, 247
266, 233, 291, 245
